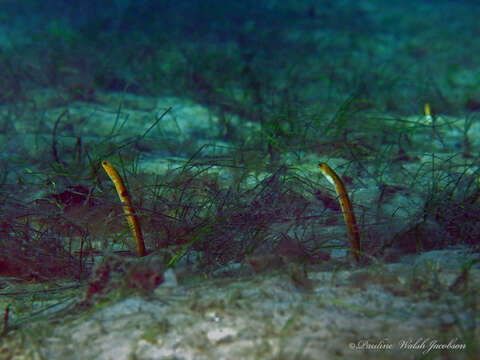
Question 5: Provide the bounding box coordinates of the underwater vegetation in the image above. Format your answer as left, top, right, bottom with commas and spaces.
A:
0, 91, 478, 285
0, 0, 479, 358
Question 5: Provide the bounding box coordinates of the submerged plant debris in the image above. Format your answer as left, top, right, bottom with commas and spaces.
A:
0, 0, 480, 359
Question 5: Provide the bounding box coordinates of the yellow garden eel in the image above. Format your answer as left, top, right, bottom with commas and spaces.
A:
318, 162, 361, 262
102, 160, 146, 257
424, 102, 434, 123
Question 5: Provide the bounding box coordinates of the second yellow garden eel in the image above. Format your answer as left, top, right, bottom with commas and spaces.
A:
318, 162, 361, 262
